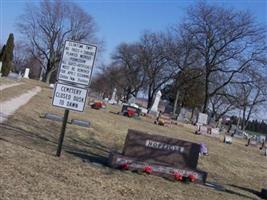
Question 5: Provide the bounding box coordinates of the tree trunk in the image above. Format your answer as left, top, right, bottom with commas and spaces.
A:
202, 73, 209, 113
241, 106, 246, 130
173, 89, 180, 116
190, 107, 195, 124
147, 84, 153, 109
45, 69, 54, 84
202, 93, 209, 113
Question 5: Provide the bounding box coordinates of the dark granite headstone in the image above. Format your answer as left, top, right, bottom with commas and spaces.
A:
109, 129, 207, 184
122, 129, 200, 169
261, 188, 267, 198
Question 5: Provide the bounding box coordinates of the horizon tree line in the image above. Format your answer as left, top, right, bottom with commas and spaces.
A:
3, 0, 267, 130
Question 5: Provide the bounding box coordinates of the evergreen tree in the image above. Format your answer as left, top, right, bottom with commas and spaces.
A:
1, 33, 14, 76
0, 45, 6, 61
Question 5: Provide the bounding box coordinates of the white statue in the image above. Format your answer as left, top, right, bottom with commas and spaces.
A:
23, 68, 30, 79
109, 88, 117, 104
0, 61, 2, 77
150, 90, 162, 113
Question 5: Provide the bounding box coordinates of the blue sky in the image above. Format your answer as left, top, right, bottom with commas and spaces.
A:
0, 0, 267, 120
1, 0, 267, 62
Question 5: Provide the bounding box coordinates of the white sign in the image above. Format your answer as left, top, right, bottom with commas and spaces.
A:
58, 40, 97, 86
52, 83, 87, 112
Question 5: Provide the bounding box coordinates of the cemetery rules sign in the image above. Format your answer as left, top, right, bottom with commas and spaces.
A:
57, 41, 97, 86
52, 40, 97, 157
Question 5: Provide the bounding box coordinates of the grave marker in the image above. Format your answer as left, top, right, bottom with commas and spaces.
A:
43, 113, 64, 122
149, 90, 162, 114
122, 129, 200, 169
23, 68, 30, 78
71, 119, 90, 128
109, 129, 208, 184
7, 72, 21, 80
109, 88, 117, 104
196, 113, 208, 125
0, 61, 2, 77
224, 136, 232, 144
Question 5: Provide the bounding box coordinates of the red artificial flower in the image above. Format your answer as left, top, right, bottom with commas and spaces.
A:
119, 163, 129, 170
127, 110, 135, 117
188, 174, 197, 182
174, 172, 183, 181
143, 165, 153, 174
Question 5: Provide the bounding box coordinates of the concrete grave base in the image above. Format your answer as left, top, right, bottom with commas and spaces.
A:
109, 153, 208, 184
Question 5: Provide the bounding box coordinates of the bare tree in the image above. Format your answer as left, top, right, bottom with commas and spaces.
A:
182, 2, 267, 113
17, 0, 98, 83
235, 71, 267, 130
13, 41, 32, 73
163, 28, 203, 115
139, 31, 175, 109
209, 92, 236, 122
112, 43, 145, 100
90, 63, 126, 100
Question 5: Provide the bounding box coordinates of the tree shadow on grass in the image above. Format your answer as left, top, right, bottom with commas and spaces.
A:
65, 150, 109, 167
0, 122, 113, 168
222, 188, 259, 200
202, 182, 260, 200
228, 184, 263, 199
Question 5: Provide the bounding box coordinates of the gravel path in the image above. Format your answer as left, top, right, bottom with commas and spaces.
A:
0, 82, 23, 91
0, 86, 41, 123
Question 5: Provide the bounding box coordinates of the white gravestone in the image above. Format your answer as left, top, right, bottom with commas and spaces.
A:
197, 113, 208, 125
199, 125, 208, 134
150, 90, 162, 113
224, 136, 232, 144
140, 107, 148, 114
211, 128, 220, 135
23, 68, 30, 78
109, 88, 117, 104
128, 95, 136, 104
0, 61, 2, 77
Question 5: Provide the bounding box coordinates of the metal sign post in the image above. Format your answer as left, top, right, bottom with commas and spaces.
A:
56, 109, 69, 157
52, 40, 97, 157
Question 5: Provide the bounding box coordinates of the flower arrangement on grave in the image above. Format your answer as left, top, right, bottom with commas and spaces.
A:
119, 162, 129, 170
173, 172, 183, 181
91, 101, 103, 109
127, 109, 135, 117
143, 165, 153, 174
188, 174, 197, 182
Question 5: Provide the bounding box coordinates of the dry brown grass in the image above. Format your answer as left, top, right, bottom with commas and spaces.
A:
0, 77, 17, 85
0, 78, 266, 200
0, 83, 35, 102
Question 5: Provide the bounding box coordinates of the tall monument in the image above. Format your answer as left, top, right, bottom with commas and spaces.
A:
149, 90, 162, 114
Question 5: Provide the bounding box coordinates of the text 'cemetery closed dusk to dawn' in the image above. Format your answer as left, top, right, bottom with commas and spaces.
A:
0, 0, 267, 199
